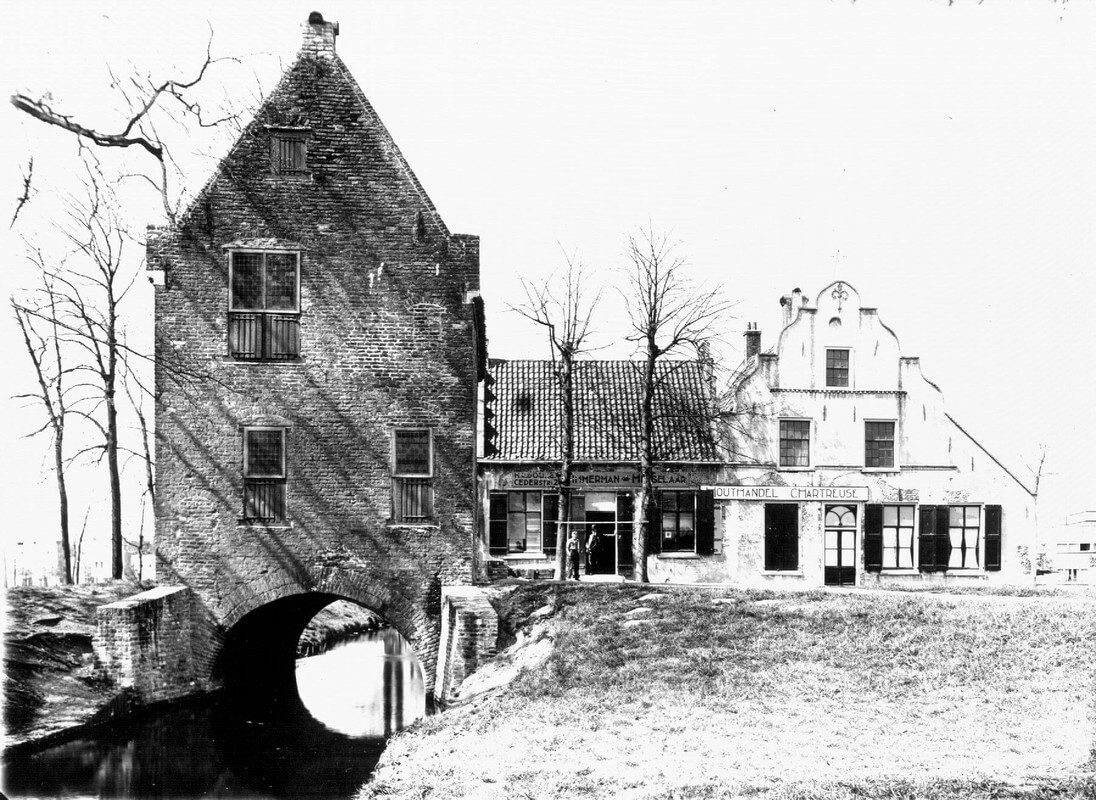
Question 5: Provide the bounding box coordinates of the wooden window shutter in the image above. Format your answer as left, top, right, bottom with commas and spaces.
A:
935, 506, 951, 571
918, 505, 937, 572
647, 494, 662, 555
864, 504, 883, 572
695, 490, 715, 556
984, 505, 1002, 571
489, 493, 508, 556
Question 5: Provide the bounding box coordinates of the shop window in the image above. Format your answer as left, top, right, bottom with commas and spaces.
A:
764, 503, 798, 571
648, 490, 714, 557
228, 251, 301, 360
864, 504, 914, 570
243, 427, 286, 524
1082, 543, 1092, 552
488, 492, 558, 556
912, 504, 1001, 572
778, 419, 811, 468
826, 349, 850, 387
392, 429, 433, 523
271, 130, 309, 174
659, 491, 696, 552
865, 421, 896, 469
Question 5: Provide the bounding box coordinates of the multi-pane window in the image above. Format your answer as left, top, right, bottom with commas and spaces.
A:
243, 428, 286, 524
271, 131, 308, 174
948, 505, 980, 569
826, 349, 850, 387
229, 251, 301, 361
488, 492, 558, 556
778, 420, 811, 468
392, 429, 433, 523
659, 491, 696, 553
865, 421, 896, 469
881, 505, 915, 569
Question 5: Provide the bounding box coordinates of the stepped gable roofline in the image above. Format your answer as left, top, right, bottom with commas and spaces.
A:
484, 358, 719, 464
174, 15, 451, 239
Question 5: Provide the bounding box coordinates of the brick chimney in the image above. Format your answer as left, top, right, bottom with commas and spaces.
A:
303, 11, 339, 57
744, 323, 761, 358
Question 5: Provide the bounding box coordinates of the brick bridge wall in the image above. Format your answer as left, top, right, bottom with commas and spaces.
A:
147, 18, 483, 697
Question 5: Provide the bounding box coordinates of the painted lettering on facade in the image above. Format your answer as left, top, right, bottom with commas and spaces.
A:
703, 485, 870, 502
501, 470, 702, 489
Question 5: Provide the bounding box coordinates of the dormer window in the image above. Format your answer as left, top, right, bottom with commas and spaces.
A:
826, 349, 850, 387
271, 130, 309, 174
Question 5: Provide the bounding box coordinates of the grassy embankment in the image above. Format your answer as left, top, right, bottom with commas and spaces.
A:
362, 583, 1095, 800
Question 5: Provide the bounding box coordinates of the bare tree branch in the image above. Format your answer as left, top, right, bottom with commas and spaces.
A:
11, 157, 34, 228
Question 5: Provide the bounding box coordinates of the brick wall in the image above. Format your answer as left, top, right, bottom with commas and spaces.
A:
149, 24, 481, 695
94, 586, 197, 704
435, 586, 498, 705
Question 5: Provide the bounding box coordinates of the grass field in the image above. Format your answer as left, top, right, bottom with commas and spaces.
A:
361, 584, 1095, 799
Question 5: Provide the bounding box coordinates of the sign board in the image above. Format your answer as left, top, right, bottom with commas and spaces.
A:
500, 469, 704, 490
702, 485, 870, 502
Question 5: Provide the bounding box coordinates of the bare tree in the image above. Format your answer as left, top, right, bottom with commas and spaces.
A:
513, 252, 601, 579
12, 169, 142, 580
11, 276, 74, 583
10, 36, 241, 225
621, 226, 730, 583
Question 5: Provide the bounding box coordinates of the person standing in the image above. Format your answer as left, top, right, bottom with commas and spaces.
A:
567, 530, 581, 580
586, 527, 602, 574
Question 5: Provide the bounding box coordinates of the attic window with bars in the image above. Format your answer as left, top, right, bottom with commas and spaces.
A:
271, 130, 309, 174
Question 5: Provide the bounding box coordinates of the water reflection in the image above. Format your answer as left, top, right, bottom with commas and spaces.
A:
296, 628, 426, 737
2, 630, 426, 799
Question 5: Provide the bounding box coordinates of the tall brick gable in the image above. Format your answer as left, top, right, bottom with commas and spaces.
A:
149, 16, 482, 695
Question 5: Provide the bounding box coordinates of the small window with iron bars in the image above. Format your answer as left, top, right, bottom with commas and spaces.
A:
228, 251, 301, 361
392, 429, 434, 523
243, 427, 287, 524
271, 130, 309, 175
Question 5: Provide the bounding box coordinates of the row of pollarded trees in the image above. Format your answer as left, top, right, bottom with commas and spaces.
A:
515, 228, 731, 583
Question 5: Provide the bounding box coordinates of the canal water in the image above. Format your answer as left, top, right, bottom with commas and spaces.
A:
2, 629, 427, 799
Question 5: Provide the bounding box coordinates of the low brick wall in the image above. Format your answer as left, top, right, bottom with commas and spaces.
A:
435, 587, 498, 706
94, 586, 198, 705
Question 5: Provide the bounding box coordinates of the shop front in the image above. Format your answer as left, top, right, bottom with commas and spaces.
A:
481, 466, 719, 578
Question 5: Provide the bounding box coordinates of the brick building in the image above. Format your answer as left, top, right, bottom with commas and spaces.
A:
478, 359, 722, 579
148, 14, 484, 695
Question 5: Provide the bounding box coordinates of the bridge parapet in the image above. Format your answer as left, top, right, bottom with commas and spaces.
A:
94, 586, 199, 704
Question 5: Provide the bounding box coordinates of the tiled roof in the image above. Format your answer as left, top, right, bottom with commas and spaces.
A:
485, 359, 719, 463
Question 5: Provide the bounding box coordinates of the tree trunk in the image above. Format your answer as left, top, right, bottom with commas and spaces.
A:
107, 392, 123, 579
632, 348, 657, 583
556, 353, 575, 580
53, 429, 72, 584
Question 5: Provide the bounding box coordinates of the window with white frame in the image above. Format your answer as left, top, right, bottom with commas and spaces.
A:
392, 429, 433, 523
866, 503, 1001, 573
947, 505, 980, 569
779, 419, 811, 468
825, 349, 850, 387
243, 427, 287, 524
228, 251, 301, 361
881, 504, 915, 569
865, 421, 896, 469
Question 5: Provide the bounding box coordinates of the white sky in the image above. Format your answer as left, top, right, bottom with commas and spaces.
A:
2, 1, 1094, 566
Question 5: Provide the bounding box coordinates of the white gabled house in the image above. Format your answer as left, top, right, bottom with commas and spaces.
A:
715, 280, 1036, 588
